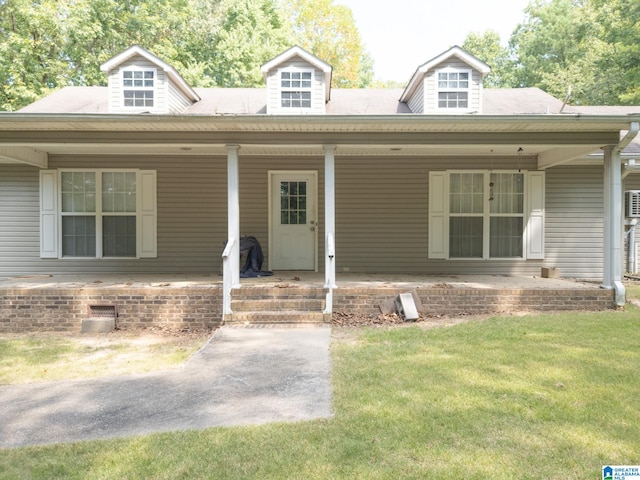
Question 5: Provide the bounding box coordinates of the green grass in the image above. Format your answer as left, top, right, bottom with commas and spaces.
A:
0, 333, 208, 385
1, 308, 639, 479
625, 281, 640, 300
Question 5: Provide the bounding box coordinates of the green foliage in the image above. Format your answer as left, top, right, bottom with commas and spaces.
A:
0, 0, 372, 110
204, 0, 293, 87
462, 30, 517, 88
265, 0, 372, 88
509, 0, 638, 105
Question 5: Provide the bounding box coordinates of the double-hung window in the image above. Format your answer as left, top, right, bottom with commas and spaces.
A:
122, 68, 155, 108
437, 68, 470, 110
429, 170, 545, 260
39, 170, 157, 259
280, 69, 312, 109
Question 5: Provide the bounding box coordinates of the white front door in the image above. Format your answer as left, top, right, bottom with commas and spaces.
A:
269, 171, 317, 270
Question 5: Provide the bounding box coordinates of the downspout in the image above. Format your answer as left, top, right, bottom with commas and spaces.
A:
607, 122, 639, 305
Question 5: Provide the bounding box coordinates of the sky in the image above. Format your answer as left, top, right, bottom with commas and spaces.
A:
337, 0, 532, 82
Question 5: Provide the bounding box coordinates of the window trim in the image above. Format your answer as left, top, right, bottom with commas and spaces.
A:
435, 67, 472, 112
39, 169, 157, 259
429, 169, 545, 260
278, 67, 313, 111
121, 67, 156, 109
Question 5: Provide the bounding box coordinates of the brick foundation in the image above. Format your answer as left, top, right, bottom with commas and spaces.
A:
0, 284, 616, 333
333, 287, 616, 316
0, 286, 223, 333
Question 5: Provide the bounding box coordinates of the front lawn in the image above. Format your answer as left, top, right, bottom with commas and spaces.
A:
1, 308, 639, 479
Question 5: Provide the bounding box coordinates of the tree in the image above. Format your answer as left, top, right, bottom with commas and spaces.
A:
0, 0, 71, 110
590, 0, 640, 104
509, 0, 616, 104
0, 0, 197, 110
462, 30, 517, 88
281, 0, 372, 88
0, 0, 374, 110
203, 0, 293, 87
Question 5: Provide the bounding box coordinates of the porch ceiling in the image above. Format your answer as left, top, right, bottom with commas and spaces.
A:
0, 142, 600, 159
0, 113, 638, 167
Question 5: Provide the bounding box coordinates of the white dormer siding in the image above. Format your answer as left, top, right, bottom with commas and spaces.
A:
265, 59, 326, 114
261, 46, 332, 115
101, 45, 200, 114
425, 60, 482, 114
107, 56, 195, 114
400, 46, 490, 115
107, 57, 166, 114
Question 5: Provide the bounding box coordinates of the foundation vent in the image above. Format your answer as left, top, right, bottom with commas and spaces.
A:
88, 305, 117, 318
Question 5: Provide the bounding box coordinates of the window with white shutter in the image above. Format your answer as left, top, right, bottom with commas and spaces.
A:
429, 170, 545, 259
39, 169, 157, 259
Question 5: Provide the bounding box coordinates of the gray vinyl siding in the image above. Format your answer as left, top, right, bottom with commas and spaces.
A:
0, 165, 40, 276
0, 157, 325, 277
0, 156, 610, 278
167, 81, 193, 113
424, 59, 482, 114
407, 82, 424, 113
335, 156, 541, 275
107, 56, 168, 114
0, 157, 228, 276
265, 59, 325, 114
545, 165, 604, 279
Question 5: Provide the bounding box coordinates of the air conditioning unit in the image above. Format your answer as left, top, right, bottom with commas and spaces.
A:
626, 191, 640, 217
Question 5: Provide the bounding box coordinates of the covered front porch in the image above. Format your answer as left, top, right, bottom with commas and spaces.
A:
0, 272, 614, 333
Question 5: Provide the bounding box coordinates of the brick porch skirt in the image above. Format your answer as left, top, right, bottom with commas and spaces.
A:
0, 283, 616, 333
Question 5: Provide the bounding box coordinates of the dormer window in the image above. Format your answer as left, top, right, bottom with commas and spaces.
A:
122, 69, 155, 108
437, 69, 471, 110
280, 70, 312, 108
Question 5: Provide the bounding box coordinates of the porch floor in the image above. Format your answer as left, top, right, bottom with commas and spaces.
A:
0, 271, 602, 290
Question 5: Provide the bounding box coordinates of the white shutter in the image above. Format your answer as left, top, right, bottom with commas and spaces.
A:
525, 171, 545, 259
39, 170, 58, 258
137, 170, 157, 258
429, 171, 448, 259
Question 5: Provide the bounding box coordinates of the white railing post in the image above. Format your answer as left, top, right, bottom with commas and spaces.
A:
324, 233, 336, 315
222, 237, 235, 316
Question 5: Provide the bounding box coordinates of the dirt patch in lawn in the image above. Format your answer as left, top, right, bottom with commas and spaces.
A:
0, 327, 215, 385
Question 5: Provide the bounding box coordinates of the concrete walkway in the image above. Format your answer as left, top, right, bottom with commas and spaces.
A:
0, 326, 333, 449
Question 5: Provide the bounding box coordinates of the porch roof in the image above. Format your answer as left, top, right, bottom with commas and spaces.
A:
1, 111, 639, 169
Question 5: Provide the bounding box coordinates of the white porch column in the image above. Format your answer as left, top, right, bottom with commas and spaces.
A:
323, 145, 337, 316
602, 144, 625, 304
227, 145, 241, 289
323, 144, 337, 287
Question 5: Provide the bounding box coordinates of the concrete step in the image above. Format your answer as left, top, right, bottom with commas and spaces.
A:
226, 310, 328, 324
231, 298, 324, 312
